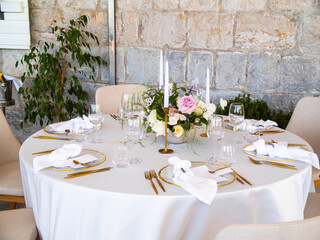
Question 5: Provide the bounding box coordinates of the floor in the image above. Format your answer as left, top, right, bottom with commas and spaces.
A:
0, 201, 25, 211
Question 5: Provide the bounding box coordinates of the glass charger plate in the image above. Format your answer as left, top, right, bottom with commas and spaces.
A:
158, 161, 236, 188
243, 144, 310, 162
43, 122, 100, 136
46, 149, 106, 171
224, 121, 273, 132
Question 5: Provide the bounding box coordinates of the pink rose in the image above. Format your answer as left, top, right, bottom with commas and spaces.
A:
195, 118, 200, 123
168, 108, 179, 117
177, 96, 197, 114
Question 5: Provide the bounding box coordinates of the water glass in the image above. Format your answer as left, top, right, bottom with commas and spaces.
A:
71, 121, 88, 142
244, 123, 260, 143
112, 144, 130, 168
124, 116, 143, 164
217, 141, 236, 166
207, 116, 225, 161
89, 104, 104, 143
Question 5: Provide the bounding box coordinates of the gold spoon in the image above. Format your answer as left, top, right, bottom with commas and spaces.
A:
73, 160, 91, 167
65, 129, 70, 136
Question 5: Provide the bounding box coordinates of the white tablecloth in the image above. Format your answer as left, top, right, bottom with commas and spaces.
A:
19, 116, 313, 240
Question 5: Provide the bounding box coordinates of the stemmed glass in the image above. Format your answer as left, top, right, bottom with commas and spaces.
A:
228, 103, 245, 143
124, 116, 143, 164
207, 116, 225, 161
88, 104, 104, 143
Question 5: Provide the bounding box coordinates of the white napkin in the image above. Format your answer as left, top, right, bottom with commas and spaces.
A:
235, 119, 278, 130
50, 116, 94, 134
168, 156, 231, 205
245, 139, 320, 169
34, 144, 86, 172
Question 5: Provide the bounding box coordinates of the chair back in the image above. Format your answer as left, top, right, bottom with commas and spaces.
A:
0, 110, 21, 165
286, 97, 320, 158
214, 215, 320, 240
95, 84, 147, 114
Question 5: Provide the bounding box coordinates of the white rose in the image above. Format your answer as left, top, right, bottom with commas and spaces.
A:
220, 98, 228, 110
197, 100, 206, 109
152, 120, 166, 136
148, 110, 157, 127
179, 114, 186, 121
168, 115, 178, 126
206, 103, 216, 114
194, 107, 203, 116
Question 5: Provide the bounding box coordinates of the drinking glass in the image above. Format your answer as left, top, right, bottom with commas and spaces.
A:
112, 143, 130, 168
88, 104, 104, 143
228, 103, 245, 143
207, 116, 225, 161
124, 116, 143, 164
217, 141, 236, 166
71, 121, 88, 142
121, 92, 134, 115
244, 123, 260, 143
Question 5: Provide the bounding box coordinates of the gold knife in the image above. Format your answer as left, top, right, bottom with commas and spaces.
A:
65, 167, 113, 179
32, 149, 56, 155
33, 136, 72, 141
232, 169, 252, 186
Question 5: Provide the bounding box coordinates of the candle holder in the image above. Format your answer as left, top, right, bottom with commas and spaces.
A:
200, 125, 208, 138
159, 107, 173, 154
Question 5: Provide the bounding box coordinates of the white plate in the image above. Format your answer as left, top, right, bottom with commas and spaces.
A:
43, 122, 99, 135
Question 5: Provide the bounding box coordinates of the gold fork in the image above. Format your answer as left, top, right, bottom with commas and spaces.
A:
248, 157, 297, 170
150, 170, 165, 192
144, 171, 158, 194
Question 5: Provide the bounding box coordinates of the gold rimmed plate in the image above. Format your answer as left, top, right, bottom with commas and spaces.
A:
224, 121, 273, 132
46, 149, 106, 171
43, 122, 100, 136
243, 144, 310, 162
158, 161, 236, 188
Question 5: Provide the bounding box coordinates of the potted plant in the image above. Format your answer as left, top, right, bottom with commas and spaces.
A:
16, 15, 107, 126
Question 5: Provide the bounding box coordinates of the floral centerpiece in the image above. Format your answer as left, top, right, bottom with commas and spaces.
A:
142, 82, 216, 140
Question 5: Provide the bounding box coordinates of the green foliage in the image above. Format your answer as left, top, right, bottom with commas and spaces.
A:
16, 15, 107, 126
216, 94, 292, 129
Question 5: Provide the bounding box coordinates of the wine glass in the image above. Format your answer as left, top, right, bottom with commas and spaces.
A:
228, 103, 245, 143
88, 104, 104, 143
124, 116, 143, 164
207, 116, 225, 161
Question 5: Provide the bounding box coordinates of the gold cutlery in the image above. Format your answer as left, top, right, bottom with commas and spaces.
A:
32, 149, 56, 155
236, 177, 245, 184
65, 129, 70, 136
232, 169, 252, 186
269, 140, 306, 147
248, 157, 297, 170
150, 170, 165, 192
208, 166, 230, 174
73, 160, 91, 167
144, 171, 158, 194
259, 130, 284, 134
33, 135, 72, 141
64, 167, 113, 179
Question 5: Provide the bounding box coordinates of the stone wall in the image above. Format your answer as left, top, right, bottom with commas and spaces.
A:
1, 0, 320, 142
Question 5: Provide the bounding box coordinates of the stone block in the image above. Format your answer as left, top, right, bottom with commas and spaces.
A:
116, 47, 125, 83
211, 90, 242, 105
188, 13, 233, 50
116, 11, 139, 46
187, 51, 214, 89
247, 52, 281, 91
222, 0, 266, 11
57, 0, 98, 9
30, 9, 55, 32
261, 94, 300, 113
280, 56, 320, 94
216, 52, 246, 89
236, 13, 296, 49
154, 0, 179, 10
127, 48, 159, 85
82, 82, 106, 105
30, 0, 55, 8
117, 0, 152, 10
101, 0, 108, 9
101, 46, 110, 83
180, 0, 219, 11
164, 50, 186, 84
2, 50, 29, 77
270, 0, 314, 12
301, 16, 320, 54
141, 12, 186, 48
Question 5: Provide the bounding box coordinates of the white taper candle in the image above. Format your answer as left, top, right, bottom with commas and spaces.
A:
164, 60, 169, 108
159, 50, 163, 88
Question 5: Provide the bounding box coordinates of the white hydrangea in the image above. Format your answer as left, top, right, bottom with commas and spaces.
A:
152, 120, 166, 136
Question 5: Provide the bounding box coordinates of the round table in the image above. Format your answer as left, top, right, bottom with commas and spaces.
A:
19, 116, 313, 240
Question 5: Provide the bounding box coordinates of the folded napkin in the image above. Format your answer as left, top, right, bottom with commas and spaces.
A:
33, 144, 97, 172
168, 156, 231, 205
245, 139, 320, 169
49, 116, 94, 134
234, 119, 278, 131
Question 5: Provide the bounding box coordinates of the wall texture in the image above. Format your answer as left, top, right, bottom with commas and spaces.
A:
1, 0, 320, 142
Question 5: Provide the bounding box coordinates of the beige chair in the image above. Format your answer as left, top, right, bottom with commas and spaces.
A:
286, 96, 320, 186
0, 208, 37, 240
304, 192, 320, 219
0, 109, 25, 209
214, 215, 320, 240
95, 84, 147, 114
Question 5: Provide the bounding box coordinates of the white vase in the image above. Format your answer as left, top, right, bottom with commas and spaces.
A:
167, 131, 187, 144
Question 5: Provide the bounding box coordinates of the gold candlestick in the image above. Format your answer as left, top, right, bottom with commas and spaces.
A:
200, 125, 208, 137
159, 107, 173, 154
